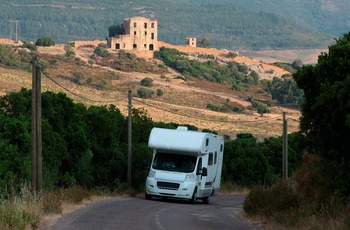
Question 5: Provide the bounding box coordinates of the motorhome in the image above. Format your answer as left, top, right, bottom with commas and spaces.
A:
145, 126, 224, 204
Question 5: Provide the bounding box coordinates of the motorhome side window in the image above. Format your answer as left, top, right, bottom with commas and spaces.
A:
214, 151, 217, 164
152, 152, 196, 173
208, 152, 213, 165
196, 158, 202, 175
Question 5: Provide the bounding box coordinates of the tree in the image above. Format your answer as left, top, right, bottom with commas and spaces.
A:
223, 137, 274, 186
293, 32, 350, 197
268, 77, 304, 107
108, 24, 125, 37
198, 38, 210, 48
137, 87, 154, 98
291, 59, 303, 70
35, 36, 55, 46
93, 46, 110, 57
140, 77, 154, 87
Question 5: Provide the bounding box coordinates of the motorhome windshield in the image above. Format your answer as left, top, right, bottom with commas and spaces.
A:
152, 152, 197, 173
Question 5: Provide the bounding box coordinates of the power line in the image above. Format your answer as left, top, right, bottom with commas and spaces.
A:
41, 70, 127, 103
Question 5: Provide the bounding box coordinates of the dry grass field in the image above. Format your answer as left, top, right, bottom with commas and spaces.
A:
0, 43, 302, 139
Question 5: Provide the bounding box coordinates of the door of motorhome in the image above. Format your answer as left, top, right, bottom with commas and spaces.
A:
145, 126, 224, 204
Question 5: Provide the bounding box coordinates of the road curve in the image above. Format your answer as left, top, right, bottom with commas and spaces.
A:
43, 194, 261, 230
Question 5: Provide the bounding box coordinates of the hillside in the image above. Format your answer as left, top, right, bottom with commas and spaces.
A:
180, 0, 350, 36
0, 42, 301, 139
0, 0, 333, 50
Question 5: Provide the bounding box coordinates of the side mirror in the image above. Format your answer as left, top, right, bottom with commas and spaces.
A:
202, 167, 208, 177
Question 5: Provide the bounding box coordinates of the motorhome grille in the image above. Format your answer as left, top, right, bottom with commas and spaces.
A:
157, 182, 180, 190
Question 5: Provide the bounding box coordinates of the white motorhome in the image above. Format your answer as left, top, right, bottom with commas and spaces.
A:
145, 126, 224, 204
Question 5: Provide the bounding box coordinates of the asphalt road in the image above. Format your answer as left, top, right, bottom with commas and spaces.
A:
45, 194, 261, 230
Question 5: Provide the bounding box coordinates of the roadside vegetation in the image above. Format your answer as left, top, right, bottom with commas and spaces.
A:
242, 32, 350, 229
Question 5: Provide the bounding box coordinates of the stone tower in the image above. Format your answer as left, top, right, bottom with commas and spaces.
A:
110, 16, 158, 51
185, 37, 196, 47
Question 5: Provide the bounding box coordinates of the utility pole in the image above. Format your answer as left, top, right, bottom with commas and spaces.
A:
127, 90, 132, 187
9, 20, 12, 40
31, 57, 42, 194
282, 112, 288, 180
15, 20, 18, 42
9, 20, 18, 42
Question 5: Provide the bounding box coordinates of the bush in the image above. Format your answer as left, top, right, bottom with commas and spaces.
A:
22, 42, 37, 51
62, 185, 91, 203
93, 46, 110, 57
137, 87, 153, 98
243, 181, 299, 217
232, 82, 241, 91
206, 103, 220, 112
72, 71, 85, 85
97, 79, 107, 90
35, 36, 55, 46
156, 89, 164, 96
65, 50, 75, 58
42, 190, 62, 214
140, 77, 153, 87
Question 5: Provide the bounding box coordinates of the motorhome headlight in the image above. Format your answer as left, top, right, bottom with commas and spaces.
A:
185, 174, 196, 181
148, 170, 156, 178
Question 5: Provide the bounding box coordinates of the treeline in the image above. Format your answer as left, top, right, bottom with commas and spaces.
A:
0, 89, 306, 192
0, 0, 331, 49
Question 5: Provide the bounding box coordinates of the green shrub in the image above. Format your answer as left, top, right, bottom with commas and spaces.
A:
140, 77, 154, 87
65, 50, 75, 58
137, 87, 154, 98
156, 89, 164, 96
232, 82, 241, 91
97, 79, 107, 90
22, 42, 37, 51
72, 71, 85, 85
93, 46, 110, 57
35, 36, 55, 46
232, 106, 245, 113
206, 103, 220, 112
